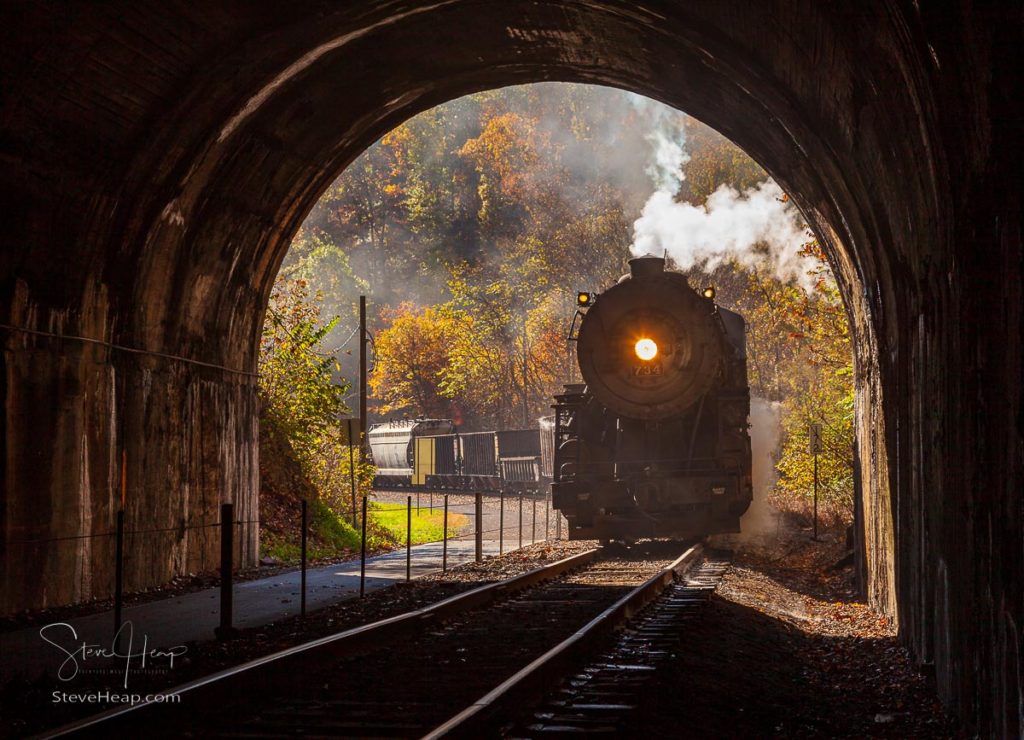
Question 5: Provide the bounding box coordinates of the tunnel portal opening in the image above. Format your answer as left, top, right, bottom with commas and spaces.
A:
266, 81, 857, 563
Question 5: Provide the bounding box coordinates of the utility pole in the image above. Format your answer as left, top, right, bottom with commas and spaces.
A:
522, 314, 529, 428
347, 418, 357, 527
359, 295, 368, 456
813, 453, 819, 540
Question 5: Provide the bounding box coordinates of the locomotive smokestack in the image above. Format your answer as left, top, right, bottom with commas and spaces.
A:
628, 254, 666, 279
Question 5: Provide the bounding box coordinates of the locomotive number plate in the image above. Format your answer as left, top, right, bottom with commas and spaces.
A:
632, 363, 663, 377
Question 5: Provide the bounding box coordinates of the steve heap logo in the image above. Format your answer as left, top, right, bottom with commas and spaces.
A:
50, 689, 181, 706
39, 621, 188, 690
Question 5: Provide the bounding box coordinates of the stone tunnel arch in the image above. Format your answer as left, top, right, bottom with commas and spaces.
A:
0, 2, 1019, 734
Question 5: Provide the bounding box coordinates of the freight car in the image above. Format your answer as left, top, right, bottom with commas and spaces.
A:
368, 423, 549, 494
367, 418, 456, 488
419, 431, 500, 490
551, 254, 753, 542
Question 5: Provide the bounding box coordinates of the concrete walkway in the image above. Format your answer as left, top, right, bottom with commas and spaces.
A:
0, 503, 550, 683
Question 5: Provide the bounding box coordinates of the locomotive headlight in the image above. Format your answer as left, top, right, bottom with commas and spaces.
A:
634, 338, 658, 361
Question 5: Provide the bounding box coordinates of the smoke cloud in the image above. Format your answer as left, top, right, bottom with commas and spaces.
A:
632, 182, 814, 291
629, 110, 815, 292
626, 93, 689, 193
742, 396, 783, 536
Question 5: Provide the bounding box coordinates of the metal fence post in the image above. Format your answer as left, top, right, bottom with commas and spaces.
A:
532, 496, 537, 544
474, 491, 482, 562
113, 509, 125, 649
216, 502, 234, 640
518, 494, 523, 549
300, 499, 308, 618
442, 495, 449, 572
813, 452, 820, 541
360, 496, 368, 597
499, 489, 504, 554
406, 495, 412, 582
347, 418, 357, 528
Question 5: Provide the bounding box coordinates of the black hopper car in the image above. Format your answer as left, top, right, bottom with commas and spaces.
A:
551, 254, 753, 542
367, 420, 549, 494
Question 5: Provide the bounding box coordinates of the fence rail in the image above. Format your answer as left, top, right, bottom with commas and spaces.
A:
3, 489, 567, 644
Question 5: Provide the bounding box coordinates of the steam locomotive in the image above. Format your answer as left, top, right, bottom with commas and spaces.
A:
551, 254, 752, 541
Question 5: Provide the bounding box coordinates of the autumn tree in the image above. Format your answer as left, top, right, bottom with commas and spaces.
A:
259, 279, 373, 522
260, 279, 348, 461
316, 131, 411, 293
369, 302, 459, 418
697, 245, 855, 520
678, 117, 766, 204
770, 243, 855, 516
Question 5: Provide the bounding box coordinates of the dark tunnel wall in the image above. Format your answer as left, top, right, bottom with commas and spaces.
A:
0, 1, 1020, 734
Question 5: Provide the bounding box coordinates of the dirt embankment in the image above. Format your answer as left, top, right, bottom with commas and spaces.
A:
639, 526, 959, 738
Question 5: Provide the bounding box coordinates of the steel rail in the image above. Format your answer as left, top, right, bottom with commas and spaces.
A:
42, 548, 599, 739
423, 541, 705, 739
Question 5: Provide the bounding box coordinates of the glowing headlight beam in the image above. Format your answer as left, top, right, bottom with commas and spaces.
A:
634, 338, 658, 361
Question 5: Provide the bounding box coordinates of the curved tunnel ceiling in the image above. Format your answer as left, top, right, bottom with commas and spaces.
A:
4, 0, 939, 366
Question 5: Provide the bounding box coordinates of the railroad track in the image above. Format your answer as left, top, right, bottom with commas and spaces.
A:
490, 556, 731, 736
48, 542, 712, 739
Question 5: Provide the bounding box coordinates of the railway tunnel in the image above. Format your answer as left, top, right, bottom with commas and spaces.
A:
0, 1, 1020, 734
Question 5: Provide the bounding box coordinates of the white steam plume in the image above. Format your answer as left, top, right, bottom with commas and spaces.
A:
629, 104, 814, 292
742, 397, 783, 537
645, 121, 687, 193
632, 181, 814, 291
627, 93, 689, 193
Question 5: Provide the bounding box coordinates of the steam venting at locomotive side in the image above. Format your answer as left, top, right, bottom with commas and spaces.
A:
551, 254, 753, 541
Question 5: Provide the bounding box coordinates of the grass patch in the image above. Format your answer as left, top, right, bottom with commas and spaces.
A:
262, 537, 309, 563
370, 501, 469, 544
311, 497, 363, 550
260, 498, 464, 566
262, 498, 396, 565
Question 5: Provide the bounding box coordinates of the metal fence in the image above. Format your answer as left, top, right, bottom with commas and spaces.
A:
3, 489, 567, 646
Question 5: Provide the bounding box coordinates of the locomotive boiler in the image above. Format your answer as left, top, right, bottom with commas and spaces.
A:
551, 254, 752, 541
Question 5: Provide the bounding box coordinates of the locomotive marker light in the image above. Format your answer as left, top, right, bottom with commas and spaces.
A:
577, 291, 595, 307
634, 337, 658, 361
702, 286, 716, 299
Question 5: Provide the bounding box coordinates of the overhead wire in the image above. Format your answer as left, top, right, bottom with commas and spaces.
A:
0, 323, 257, 378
